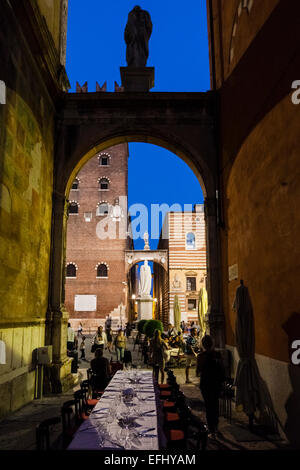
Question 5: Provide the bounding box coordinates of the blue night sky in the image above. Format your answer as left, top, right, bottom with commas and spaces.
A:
66, 1, 210, 250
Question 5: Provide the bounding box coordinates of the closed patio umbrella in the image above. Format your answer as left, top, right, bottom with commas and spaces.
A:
198, 287, 208, 337
173, 295, 181, 332
233, 281, 265, 421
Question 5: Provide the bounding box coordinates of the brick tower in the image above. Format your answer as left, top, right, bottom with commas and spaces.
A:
65, 143, 132, 333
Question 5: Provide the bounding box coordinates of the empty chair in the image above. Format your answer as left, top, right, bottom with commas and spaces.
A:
36, 417, 61, 450
74, 389, 90, 422
61, 399, 80, 448
219, 378, 234, 423
80, 380, 99, 409
110, 360, 123, 375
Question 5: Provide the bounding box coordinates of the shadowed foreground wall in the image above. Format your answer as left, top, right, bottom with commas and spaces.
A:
208, 0, 300, 444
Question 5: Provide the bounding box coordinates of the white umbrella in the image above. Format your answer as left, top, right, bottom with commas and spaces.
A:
173, 295, 181, 333
198, 287, 207, 337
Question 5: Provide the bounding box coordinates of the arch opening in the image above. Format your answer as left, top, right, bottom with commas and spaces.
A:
64, 139, 211, 334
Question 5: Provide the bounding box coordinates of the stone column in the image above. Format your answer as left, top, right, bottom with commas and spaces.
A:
204, 196, 225, 349
45, 191, 75, 393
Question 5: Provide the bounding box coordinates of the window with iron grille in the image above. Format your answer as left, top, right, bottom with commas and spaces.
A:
72, 179, 79, 190
100, 156, 109, 166
96, 203, 109, 216
188, 299, 197, 310
69, 202, 78, 214
99, 178, 109, 190
186, 277, 196, 291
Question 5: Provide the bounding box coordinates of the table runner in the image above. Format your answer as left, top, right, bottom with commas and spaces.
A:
68, 370, 162, 450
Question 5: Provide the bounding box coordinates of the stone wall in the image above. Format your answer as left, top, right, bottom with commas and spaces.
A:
0, 0, 67, 418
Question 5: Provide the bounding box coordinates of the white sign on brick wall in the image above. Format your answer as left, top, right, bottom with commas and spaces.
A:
75, 295, 97, 311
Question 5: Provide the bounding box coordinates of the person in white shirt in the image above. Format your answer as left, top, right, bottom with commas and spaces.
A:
67, 323, 75, 351
93, 326, 107, 352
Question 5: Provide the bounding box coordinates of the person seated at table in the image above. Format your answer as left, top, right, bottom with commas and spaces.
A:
142, 335, 150, 365
167, 323, 177, 338
173, 330, 185, 353
149, 329, 171, 384
90, 348, 112, 390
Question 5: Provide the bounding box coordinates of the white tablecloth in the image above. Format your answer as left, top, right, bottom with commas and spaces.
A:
68, 370, 160, 450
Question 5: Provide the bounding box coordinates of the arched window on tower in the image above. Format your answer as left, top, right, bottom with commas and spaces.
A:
97, 264, 108, 278
99, 178, 109, 190
186, 232, 196, 250
69, 201, 79, 214
71, 178, 79, 190
96, 203, 109, 216
99, 154, 110, 166
66, 263, 77, 278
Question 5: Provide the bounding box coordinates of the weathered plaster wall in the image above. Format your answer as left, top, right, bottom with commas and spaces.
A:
36, 0, 63, 51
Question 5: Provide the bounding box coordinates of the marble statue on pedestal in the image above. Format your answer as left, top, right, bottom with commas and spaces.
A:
138, 260, 152, 297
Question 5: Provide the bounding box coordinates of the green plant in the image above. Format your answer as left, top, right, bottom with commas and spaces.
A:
137, 319, 148, 334
143, 319, 163, 338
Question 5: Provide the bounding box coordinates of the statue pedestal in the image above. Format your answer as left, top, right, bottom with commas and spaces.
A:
120, 67, 155, 92
137, 296, 153, 321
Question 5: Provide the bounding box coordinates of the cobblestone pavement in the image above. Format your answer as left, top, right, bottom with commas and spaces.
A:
0, 334, 292, 451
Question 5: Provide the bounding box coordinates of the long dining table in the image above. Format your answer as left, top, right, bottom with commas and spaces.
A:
68, 369, 166, 450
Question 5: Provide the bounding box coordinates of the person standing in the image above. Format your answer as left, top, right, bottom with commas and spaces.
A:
125, 322, 132, 337
196, 335, 225, 437
67, 323, 75, 352
106, 327, 113, 353
105, 315, 112, 332
77, 322, 83, 337
185, 327, 199, 383
142, 335, 150, 365
93, 326, 107, 352
79, 336, 86, 360
149, 330, 170, 384
114, 329, 126, 362
67, 323, 78, 373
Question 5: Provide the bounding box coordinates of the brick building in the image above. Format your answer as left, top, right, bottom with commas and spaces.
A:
154, 205, 207, 325
65, 144, 132, 332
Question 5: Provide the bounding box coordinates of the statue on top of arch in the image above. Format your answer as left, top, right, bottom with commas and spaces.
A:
124, 6, 152, 67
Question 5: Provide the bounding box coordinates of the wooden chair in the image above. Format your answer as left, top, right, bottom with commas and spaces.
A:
61, 399, 80, 448
80, 380, 99, 409
219, 378, 234, 423
36, 417, 61, 450
73, 390, 90, 422
110, 360, 123, 375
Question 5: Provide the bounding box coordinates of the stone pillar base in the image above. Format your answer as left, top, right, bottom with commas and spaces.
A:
120, 67, 155, 92
45, 357, 79, 394
137, 297, 153, 321
205, 311, 225, 349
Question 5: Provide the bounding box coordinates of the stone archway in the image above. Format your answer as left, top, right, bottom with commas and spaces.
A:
47, 90, 224, 390
125, 249, 168, 274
